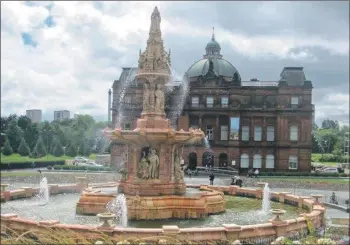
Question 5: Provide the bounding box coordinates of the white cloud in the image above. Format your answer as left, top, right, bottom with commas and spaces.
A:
0, 1, 349, 124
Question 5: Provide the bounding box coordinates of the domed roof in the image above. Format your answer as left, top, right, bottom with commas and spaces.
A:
186, 29, 240, 79
206, 39, 221, 50
186, 58, 240, 78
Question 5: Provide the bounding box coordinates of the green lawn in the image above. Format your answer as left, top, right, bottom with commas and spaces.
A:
1, 153, 96, 164
260, 177, 348, 184
1, 171, 41, 177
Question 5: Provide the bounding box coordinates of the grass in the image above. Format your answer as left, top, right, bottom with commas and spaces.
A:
1, 172, 41, 177
0, 154, 97, 164
259, 177, 349, 184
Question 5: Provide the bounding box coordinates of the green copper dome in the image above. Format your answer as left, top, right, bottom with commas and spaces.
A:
186, 58, 240, 78
186, 31, 240, 79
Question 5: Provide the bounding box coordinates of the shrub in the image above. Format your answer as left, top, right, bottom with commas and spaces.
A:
2, 138, 13, 156
53, 164, 111, 171
18, 137, 31, 156
33, 136, 47, 156
65, 143, 77, 157
52, 140, 64, 157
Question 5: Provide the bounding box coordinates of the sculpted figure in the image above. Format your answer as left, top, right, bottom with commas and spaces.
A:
148, 148, 160, 179
150, 8, 161, 32
154, 83, 164, 113
137, 152, 149, 179
174, 149, 183, 180
143, 83, 150, 112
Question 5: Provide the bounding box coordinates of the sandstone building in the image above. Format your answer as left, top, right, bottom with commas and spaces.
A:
111, 33, 314, 173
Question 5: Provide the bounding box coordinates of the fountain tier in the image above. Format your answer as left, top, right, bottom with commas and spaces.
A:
76, 184, 225, 219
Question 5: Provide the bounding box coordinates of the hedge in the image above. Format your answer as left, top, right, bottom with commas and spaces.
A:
258, 171, 349, 177
1, 161, 65, 170
312, 154, 350, 163
53, 164, 111, 171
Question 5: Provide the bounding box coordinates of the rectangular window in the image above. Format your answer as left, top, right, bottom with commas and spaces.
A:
124, 95, 132, 104
254, 126, 262, 141
206, 125, 213, 140
242, 126, 249, 141
266, 155, 275, 169
267, 126, 275, 141
253, 155, 262, 168
288, 156, 298, 169
240, 155, 249, 168
191, 96, 199, 107
206, 96, 214, 108
291, 96, 299, 105
290, 126, 298, 141
220, 125, 228, 140
221, 97, 228, 108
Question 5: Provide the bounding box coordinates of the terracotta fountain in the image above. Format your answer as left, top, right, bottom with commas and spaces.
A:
76, 7, 225, 220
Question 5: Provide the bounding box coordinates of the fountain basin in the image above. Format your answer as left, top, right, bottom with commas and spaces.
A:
76, 184, 225, 220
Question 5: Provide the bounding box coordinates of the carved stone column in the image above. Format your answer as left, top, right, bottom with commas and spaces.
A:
216, 116, 220, 141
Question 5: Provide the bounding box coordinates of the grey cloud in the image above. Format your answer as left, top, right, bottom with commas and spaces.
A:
162, 1, 349, 40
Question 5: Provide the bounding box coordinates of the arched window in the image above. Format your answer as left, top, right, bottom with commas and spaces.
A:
266, 154, 275, 169
240, 154, 249, 168
253, 154, 262, 168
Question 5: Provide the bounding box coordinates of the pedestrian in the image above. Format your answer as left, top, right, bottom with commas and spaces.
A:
247, 168, 253, 178
254, 168, 259, 178
37, 169, 42, 174
209, 172, 215, 185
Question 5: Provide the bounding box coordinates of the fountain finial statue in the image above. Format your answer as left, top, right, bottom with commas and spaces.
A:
150, 7, 161, 33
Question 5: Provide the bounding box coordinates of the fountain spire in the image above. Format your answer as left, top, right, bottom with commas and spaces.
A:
137, 6, 171, 116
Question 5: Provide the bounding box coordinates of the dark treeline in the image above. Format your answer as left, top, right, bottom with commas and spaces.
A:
0, 114, 111, 158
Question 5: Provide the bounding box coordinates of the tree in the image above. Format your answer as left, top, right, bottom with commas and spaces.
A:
5, 118, 23, 152
233, 72, 241, 82
52, 138, 64, 157
33, 136, 47, 157
321, 119, 339, 130
65, 143, 77, 157
18, 137, 31, 156
2, 137, 13, 156
17, 115, 32, 131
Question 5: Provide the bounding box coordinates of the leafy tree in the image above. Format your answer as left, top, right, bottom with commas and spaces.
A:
5, 118, 23, 152
33, 136, 47, 157
17, 115, 32, 131
321, 119, 339, 130
18, 137, 31, 156
2, 137, 13, 156
24, 123, 40, 151
65, 142, 77, 157
52, 138, 64, 157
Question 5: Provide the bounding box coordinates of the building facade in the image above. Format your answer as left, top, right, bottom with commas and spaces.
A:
54, 110, 70, 121
111, 34, 314, 172
26, 109, 42, 123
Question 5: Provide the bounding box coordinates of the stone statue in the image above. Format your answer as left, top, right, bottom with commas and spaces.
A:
174, 149, 183, 180
137, 152, 149, 179
150, 7, 161, 32
154, 83, 164, 113
143, 83, 150, 112
149, 83, 155, 111
148, 148, 160, 179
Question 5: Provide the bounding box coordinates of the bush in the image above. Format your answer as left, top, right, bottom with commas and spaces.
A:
18, 137, 31, 156
33, 136, 47, 156
52, 142, 64, 157
47, 165, 53, 170
65, 143, 77, 157
0, 160, 65, 170
258, 171, 348, 177
2, 138, 13, 156
53, 164, 111, 171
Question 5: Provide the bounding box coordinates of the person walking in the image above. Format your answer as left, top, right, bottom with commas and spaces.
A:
254, 168, 259, 178
209, 172, 215, 185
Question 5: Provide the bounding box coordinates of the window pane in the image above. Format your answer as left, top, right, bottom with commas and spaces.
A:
192, 97, 199, 107
220, 126, 228, 140
207, 97, 213, 108
240, 154, 249, 168
254, 126, 262, 141
288, 156, 298, 169
266, 155, 274, 168
221, 97, 228, 108
290, 126, 298, 141
291, 96, 299, 105
253, 154, 262, 168
242, 126, 249, 141
267, 126, 275, 141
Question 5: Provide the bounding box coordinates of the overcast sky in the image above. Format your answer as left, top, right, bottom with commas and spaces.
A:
1, 1, 349, 125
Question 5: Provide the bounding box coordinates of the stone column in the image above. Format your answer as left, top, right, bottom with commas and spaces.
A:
199, 115, 203, 130
216, 116, 220, 141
